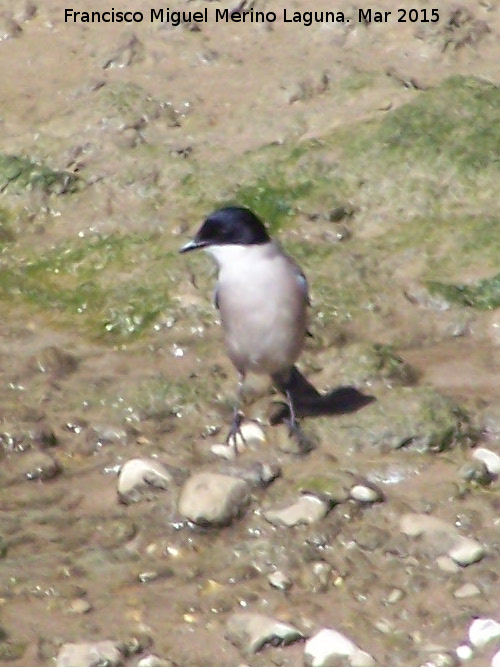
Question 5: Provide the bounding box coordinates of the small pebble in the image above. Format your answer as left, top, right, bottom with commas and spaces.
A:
386, 588, 404, 604
117, 458, 172, 504
455, 644, 473, 661
225, 612, 302, 654
211, 420, 266, 458
349, 484, 383, 503
472, 447, 500, 475
18, 450, 61, 481
137, 655, 172, 667
453, 583, 481, 599
268, 570, 292, 591
67, 598, 92, 614
469, 618, 500, 648
304, 628, 375, 667
262, 494, 330, 527
436, 556, 460, 573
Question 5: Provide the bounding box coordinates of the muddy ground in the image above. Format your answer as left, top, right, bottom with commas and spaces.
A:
1, 0, 500, 665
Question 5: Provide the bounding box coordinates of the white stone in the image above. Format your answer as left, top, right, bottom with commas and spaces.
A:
117, 458, 171, 503
351, 649, 377, 666
448, 537, 485, 566
455, 644, 473, 661
56, 641, 123, 667
472, 447, 500, 475
469, 618, 500, 648
436, 556, 460, 573
349, 484, 382, 503
234, 420, 266, 446
305, 628, 357, 664
211, 421, 266, 458
453, 583, 481, 599
304, 628, 376, 667
262, 494, 329, 527
137, 655, 171, 667
491, 648, 500, 667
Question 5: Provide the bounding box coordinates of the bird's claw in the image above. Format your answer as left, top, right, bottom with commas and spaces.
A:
225, 411, 247, 452
285, 417, 315, 454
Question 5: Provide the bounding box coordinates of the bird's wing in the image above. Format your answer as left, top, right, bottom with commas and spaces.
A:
296, 269, 311, 306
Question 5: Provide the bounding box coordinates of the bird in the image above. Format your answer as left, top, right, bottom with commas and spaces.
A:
180, 206, 310, 449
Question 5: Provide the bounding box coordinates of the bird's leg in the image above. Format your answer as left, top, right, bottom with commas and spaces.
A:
226, 373, 246, 452
285, 387, 299, 436
285, 386, 314, 453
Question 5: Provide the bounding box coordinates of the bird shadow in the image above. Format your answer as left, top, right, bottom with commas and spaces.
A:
270, 366, 375, 426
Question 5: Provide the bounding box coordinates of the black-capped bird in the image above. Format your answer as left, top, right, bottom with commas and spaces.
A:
180, 206, 310, 448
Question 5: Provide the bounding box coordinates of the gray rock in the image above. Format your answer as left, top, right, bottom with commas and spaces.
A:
304, 628, 376, 667
227, 461, 281, 487
459, 459, 492, 486
317, 386, 472, 454
354, 525, 389, 551
117, 458, 172, 504
453, 582, 481, 598
56, 640, 123, 667
67, 598, 92, 614
262, 494, 330, 527
400, 513, 484, 566
178, 472, 250, 526
16, 450, 61, 481
225, 612, 302, 654
472, 447, 500, 475
400, 513, 456, 542
32, 345, 78, 376
448, 537, 485, 566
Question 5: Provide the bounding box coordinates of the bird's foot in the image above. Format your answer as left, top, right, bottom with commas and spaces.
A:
225, 411, 247, 453
285, 417, 315, 454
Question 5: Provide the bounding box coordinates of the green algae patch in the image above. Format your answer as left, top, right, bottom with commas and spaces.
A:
343, 75, 500, 171
294, 473, 351, 504
0, 233, 175, 341
0, 154, 82, 195
426, 272, 500, 310
0, 208, 15, 244
319, 387, 475, 455
0, 641, 27, 661
215, 177, 313, 232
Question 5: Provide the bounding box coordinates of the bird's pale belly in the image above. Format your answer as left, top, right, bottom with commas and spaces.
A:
219, 285, 307, 376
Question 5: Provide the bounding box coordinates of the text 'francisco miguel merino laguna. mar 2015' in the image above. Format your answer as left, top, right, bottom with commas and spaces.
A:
64, 7, 441, 26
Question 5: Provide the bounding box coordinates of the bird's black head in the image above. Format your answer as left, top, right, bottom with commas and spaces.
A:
180, 207, 270, 253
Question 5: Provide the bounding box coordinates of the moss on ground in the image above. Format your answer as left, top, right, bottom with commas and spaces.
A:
0, 154, 82, 195
0, 233, 176, 340
1, 75, 499, 341
427, 272, 500, 310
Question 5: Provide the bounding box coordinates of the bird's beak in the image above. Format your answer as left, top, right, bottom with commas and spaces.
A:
179, 239, 205, 253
